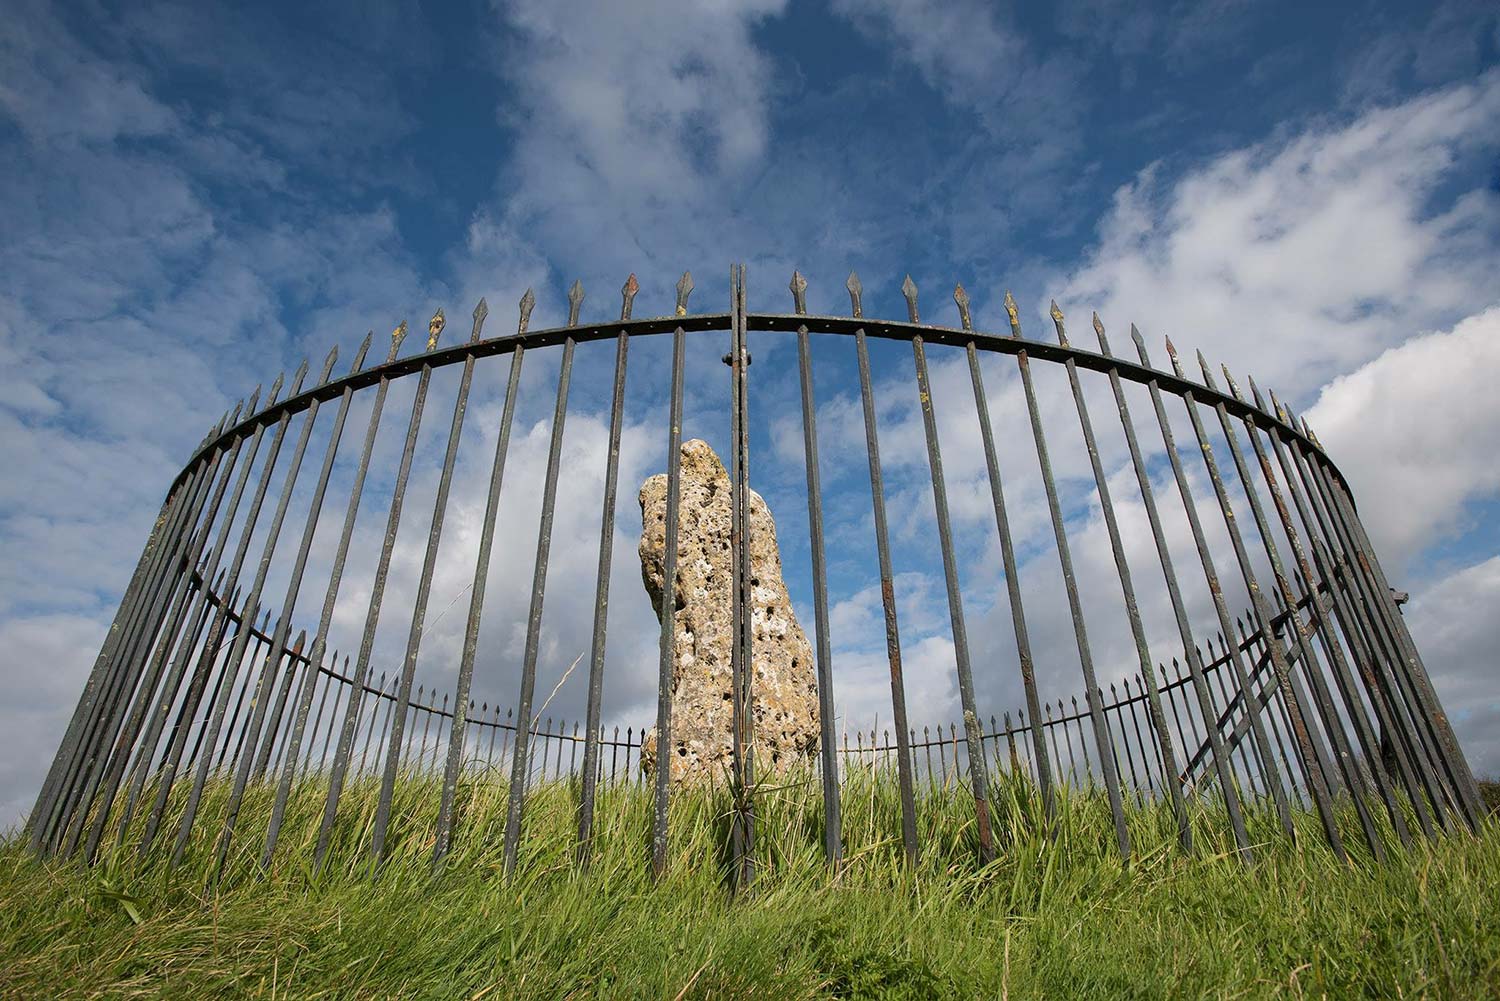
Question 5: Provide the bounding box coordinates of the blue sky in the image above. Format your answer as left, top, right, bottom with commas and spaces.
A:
2, 0, 1498, 828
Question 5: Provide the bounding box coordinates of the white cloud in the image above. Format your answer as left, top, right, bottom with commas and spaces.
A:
487, 0, 789, 281
1305, 307, 1500, 574
1055, 70, 1500, 401
1405, 555, 1500, 778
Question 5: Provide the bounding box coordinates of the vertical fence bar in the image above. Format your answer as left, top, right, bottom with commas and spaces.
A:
311, 316, 435, 867
318, 670, 345, 773
1006, 293, 1128, 861
370, 302, 483, 864
576, 278, 633, 867
792, 270, 843, 864
250, 333, 379, 863
435, 298, 527, 864
959, 285, 1054, 828
1055, 305, 1190, 847
848, 272, 920, 864
649, 288, 688, 879
906, 276, 993, 862
727, 264, 756, 888
359, 673, 388, 777
304, 656, 335, 770
269, 641, 313, 777
503, 282, 581, 877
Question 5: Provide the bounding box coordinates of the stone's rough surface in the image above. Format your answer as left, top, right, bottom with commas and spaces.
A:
638, 439, 819, 785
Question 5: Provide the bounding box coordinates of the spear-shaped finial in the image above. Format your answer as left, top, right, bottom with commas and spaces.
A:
1092, 312, 1110, 355
1197, 350, 1217, 390
387, 320, 409, 363
292, 629, 307, 654
245, 385, 262, 414
228, 399, 244, 425
901, 274, 919, 323
290, 357, 310, 393
1269, 389, 1289, 426
267, 372, 285, 407
319, 343, 340, 382
846, 271, 863, 318
1221, 364, 1243, 401
1248, 375, 1268, 412
620, 274, 639, 321
426, 309, 446, 351
470, 298, 489, 344
953, 283, 972, 332
1002, 290, 1022, 338
674, 271, 694, 317
352, 331, 373, 373
790, 270, 808, 316
567, 280, 584, 326
1163, 336, 1186, 378
518, 287, 536, 335
1049, 299, 1068, 347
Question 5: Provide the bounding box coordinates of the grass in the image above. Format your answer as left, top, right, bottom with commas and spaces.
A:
3, 767, 1498, 999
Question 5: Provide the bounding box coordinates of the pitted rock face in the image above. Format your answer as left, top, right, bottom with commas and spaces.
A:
638, 439, 820, 785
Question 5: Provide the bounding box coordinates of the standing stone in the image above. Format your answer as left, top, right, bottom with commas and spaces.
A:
638, 439, 820, 786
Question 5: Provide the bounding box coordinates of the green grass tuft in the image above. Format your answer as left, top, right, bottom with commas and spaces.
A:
4, 768, 1498, 998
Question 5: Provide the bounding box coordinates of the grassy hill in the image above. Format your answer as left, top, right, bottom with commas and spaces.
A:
3, 771, 1497, 999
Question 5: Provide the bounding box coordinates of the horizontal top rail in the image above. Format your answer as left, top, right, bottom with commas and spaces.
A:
172, 308, 1344, 500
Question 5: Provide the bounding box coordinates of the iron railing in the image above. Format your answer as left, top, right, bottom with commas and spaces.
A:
26, 264, 1484, 886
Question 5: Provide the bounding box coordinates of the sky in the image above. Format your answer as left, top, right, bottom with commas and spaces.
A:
2, 0, 1498, 831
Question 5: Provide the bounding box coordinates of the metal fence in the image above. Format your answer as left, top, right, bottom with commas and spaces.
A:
26, 264, 1484, 885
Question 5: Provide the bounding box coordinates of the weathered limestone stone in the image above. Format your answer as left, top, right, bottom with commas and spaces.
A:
638, 439, 820, 785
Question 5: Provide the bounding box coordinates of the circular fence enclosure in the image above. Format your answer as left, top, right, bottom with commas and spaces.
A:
26, 264, 1484, 885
